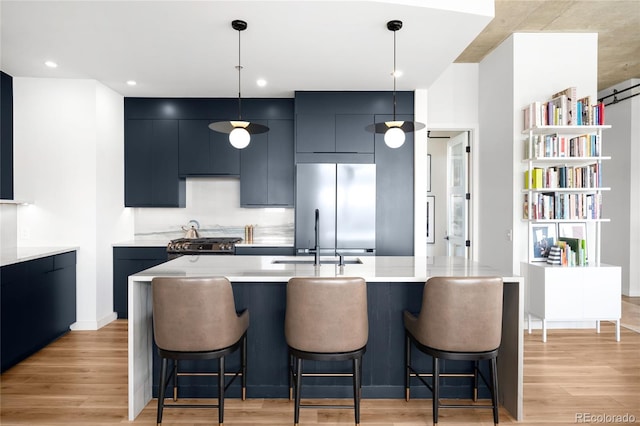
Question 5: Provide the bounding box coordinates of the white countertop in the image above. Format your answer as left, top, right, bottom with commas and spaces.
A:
113, 239, 170, 248
131, 255, 520, 283
0, 246, 78, 267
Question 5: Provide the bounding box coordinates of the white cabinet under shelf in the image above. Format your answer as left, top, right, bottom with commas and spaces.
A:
522, 262, 621, 342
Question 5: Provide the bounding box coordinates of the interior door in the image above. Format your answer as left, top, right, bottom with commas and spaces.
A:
446, 132, 470, 257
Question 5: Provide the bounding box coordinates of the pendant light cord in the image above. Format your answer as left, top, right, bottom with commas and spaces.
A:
237, 27, 242, 120
392, 27, 397, 120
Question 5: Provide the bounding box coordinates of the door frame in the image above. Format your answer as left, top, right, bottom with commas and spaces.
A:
415, 126, 478, 260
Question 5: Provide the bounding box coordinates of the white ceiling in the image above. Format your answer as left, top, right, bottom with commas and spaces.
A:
0, 0, 494, 98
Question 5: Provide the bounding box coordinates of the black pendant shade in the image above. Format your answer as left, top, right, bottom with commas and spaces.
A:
209, 19, 268, 148
366, 20, 425, 148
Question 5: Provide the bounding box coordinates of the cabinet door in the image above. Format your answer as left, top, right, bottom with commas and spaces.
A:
125, 119, 184, 207
210, 129, 241, 175
335, 114, 375, 153
179, 120, 212, 175
240, 119, 293, 207
240, 129, 269, 206
1, 71, 14, 200
267, 119, 294, 206
113, 247, 167, 319
151, 120, 182, 206
296, 114, 335, 153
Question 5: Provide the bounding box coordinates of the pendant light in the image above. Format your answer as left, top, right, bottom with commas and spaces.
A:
209, 20, 268, 149
365, 20, 425, 148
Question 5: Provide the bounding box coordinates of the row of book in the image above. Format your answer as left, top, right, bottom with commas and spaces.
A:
547, 238, 588, 266
524, 192, 602, 220
522, 87, 605, 129
525, 133, 601, 158
524, 164, 601, 189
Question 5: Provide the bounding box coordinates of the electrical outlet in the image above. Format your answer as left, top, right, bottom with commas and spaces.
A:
19, 226, 30, 239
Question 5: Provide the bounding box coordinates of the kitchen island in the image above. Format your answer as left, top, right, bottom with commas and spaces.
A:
128, 255, 523, 421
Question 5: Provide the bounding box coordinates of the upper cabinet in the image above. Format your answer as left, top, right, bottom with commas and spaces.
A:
178, 119, 240, 176
124, 119, 185, 207
1, 71, 14, 200
294, 91, 413, 162
123, 97, 294, 208
240, 119, 294, 207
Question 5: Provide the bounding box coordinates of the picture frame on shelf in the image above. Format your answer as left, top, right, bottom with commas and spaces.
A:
530, 223, 557, 261
426, 154, 432, 193
426, 195, 435, 244
558, 222, 587, 241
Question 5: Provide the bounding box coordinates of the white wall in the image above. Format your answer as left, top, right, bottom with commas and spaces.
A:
133, 177, 293, 243
424, 63, 479, 259
598, 78, 640, 296
478, 33, 598, 274
13, 77, 131, 330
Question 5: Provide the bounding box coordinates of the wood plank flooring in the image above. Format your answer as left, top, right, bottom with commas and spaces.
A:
1, 314, 639, 425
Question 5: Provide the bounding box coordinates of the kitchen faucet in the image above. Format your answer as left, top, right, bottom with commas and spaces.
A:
309, 208, 321, 266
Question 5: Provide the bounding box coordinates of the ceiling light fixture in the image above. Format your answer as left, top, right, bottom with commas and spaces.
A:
366, 20, 425, 149
126, 80, 137, 86
209, 20, 268, 149
44, 61, 58, 68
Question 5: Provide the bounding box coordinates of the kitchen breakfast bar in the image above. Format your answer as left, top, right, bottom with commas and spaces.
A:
128, 255, 524, 421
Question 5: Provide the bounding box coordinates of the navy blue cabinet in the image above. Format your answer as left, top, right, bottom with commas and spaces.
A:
178, 119, 240, 176
1, 251, 77, 372
374, 114, 415, 256
113, 246, 167, 319
235, 246, 295, 256
240, 119, 294, 207
1, 71, 13, 200
124, 119, 186, 207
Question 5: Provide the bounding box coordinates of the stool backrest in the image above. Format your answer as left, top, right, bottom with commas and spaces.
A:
418, 276, 503, 352
152, 276, 247, 352
285, 277, 368, 353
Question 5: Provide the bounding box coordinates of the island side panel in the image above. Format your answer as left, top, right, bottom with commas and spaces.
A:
128, 277, 154, 420
499, 278, 524, 420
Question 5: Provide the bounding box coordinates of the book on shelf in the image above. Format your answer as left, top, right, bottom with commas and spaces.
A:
551, 87, 577, 125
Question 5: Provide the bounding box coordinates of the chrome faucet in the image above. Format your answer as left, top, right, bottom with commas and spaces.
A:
309, 208, 321, 266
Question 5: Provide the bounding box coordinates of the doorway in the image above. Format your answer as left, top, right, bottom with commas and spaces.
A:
426, 130, 472, 258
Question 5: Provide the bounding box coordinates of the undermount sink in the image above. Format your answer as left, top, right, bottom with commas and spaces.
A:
272, 258, 362, 265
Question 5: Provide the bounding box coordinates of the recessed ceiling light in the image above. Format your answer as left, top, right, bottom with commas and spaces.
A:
392, 70, 403, 78
126, 80, 137, 86
44, 61, 58, 68
256, 79, 267, 87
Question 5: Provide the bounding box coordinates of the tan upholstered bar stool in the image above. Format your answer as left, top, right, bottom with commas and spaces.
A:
152, 277, 249, 426
285, 277, 368, 426
404, 276, 503, 425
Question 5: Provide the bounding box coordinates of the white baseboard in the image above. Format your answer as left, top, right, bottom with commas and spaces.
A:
70, 312, 118, 331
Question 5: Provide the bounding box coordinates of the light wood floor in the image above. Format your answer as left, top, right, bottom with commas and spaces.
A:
1, 304, 639, 425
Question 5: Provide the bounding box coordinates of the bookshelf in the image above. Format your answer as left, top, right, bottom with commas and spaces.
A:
521, 92, 621, 342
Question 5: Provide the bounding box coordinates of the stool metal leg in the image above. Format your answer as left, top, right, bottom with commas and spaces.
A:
241, 334, 247, 401
490, 357, 499, 425
157, 357, 168, 426
433, 356, 440, 425
172, 360, 178, 401
294, 357, 302, 426
289, 353, 294, 401
473, 360, 479, 401
218, 356, 225, 426
353, 357, 361, 426
405, 334, 411, 401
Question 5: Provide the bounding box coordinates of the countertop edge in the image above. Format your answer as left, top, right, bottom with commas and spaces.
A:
1, 246, 79, 267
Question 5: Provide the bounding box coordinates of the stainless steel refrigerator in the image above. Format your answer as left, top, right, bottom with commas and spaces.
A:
295, 163, 376, 256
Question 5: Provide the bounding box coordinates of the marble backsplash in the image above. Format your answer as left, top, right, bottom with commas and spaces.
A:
133, 177, 294, 244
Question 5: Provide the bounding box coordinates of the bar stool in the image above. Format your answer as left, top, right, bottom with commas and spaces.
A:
285, 277, 368, 426
404, 276, 503, 425
152, 276, 249, 426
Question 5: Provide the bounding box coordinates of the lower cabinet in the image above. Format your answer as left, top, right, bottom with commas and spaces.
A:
113, 247, 168, 318
1, 251, 77, 372
523, 262, 621, 342
234, 246, 295, 256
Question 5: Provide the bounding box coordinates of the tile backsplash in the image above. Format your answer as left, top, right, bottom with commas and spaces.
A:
134, 177, 294, 243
